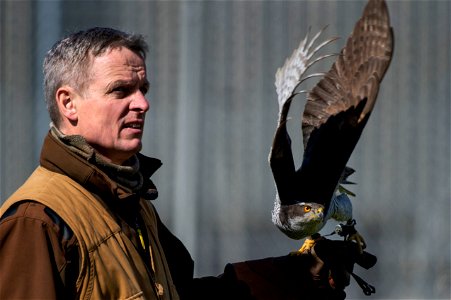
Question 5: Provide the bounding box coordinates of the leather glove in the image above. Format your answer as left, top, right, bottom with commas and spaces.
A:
309, 236, 377, 298
230, 237, 377, 300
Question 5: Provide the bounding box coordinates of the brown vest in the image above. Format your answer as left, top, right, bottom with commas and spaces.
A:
1, 166, 180, 300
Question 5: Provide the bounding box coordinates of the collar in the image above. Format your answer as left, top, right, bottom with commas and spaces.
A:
40, 131, 162, 202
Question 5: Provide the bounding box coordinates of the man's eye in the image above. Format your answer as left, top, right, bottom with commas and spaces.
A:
114, 87, 126, 93
140, 86, 149, 95
112, 87, 130, 96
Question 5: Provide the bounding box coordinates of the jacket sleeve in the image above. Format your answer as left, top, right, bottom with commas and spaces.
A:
0, 201, 78, 299
155, 210, 254, 300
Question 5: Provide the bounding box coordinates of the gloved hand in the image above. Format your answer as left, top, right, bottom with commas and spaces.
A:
309, 236, 377, 298
229, 236, 377, 300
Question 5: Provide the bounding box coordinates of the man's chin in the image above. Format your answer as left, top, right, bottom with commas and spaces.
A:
123, 142, 143, 156
106, 142, 143, 164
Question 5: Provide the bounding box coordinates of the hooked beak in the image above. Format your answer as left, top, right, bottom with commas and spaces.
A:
315, 207, 324, 218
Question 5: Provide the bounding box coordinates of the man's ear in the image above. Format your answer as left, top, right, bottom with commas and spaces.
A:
56, 86, 78, 122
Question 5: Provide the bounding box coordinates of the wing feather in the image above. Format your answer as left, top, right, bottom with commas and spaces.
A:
270, 0, 393, 209
270, 27, 338, 205
298, 0, 393, 209
303, 0, 393, 146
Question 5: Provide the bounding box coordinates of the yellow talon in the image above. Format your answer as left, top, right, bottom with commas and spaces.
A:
299, 237, 316, 254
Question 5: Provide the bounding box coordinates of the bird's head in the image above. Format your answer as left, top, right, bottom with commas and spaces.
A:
298, 203, 325, 222
273, 199, 326, 239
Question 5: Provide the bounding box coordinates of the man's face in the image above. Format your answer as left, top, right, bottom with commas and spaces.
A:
70, 47, 150, 164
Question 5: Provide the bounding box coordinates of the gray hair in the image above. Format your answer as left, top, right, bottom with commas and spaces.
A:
43, 27, 148, 127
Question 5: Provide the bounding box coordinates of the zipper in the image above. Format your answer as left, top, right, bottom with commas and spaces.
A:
135, 217, 165, 299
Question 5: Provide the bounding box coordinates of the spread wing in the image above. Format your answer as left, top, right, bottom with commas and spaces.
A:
270, 0, 394, 211
270, 27, 337, 206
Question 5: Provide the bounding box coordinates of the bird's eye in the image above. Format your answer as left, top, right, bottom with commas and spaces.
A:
304, 206, 311, 213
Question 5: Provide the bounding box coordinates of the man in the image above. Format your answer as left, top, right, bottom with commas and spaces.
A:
0, 27, 371, 299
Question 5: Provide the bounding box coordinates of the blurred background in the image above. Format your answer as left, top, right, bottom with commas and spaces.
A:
1, 0, 449, 299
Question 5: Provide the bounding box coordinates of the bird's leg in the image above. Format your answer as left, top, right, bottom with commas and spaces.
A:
296, 233, 322, 255
299, 237, 316, 254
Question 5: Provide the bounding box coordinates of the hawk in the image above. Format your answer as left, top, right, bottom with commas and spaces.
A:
269, 0, 393, 252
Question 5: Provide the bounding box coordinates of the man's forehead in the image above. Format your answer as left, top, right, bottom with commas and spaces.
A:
90, 48, 146, 75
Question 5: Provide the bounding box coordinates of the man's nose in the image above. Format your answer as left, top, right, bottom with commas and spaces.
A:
130, 91, 150, 112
